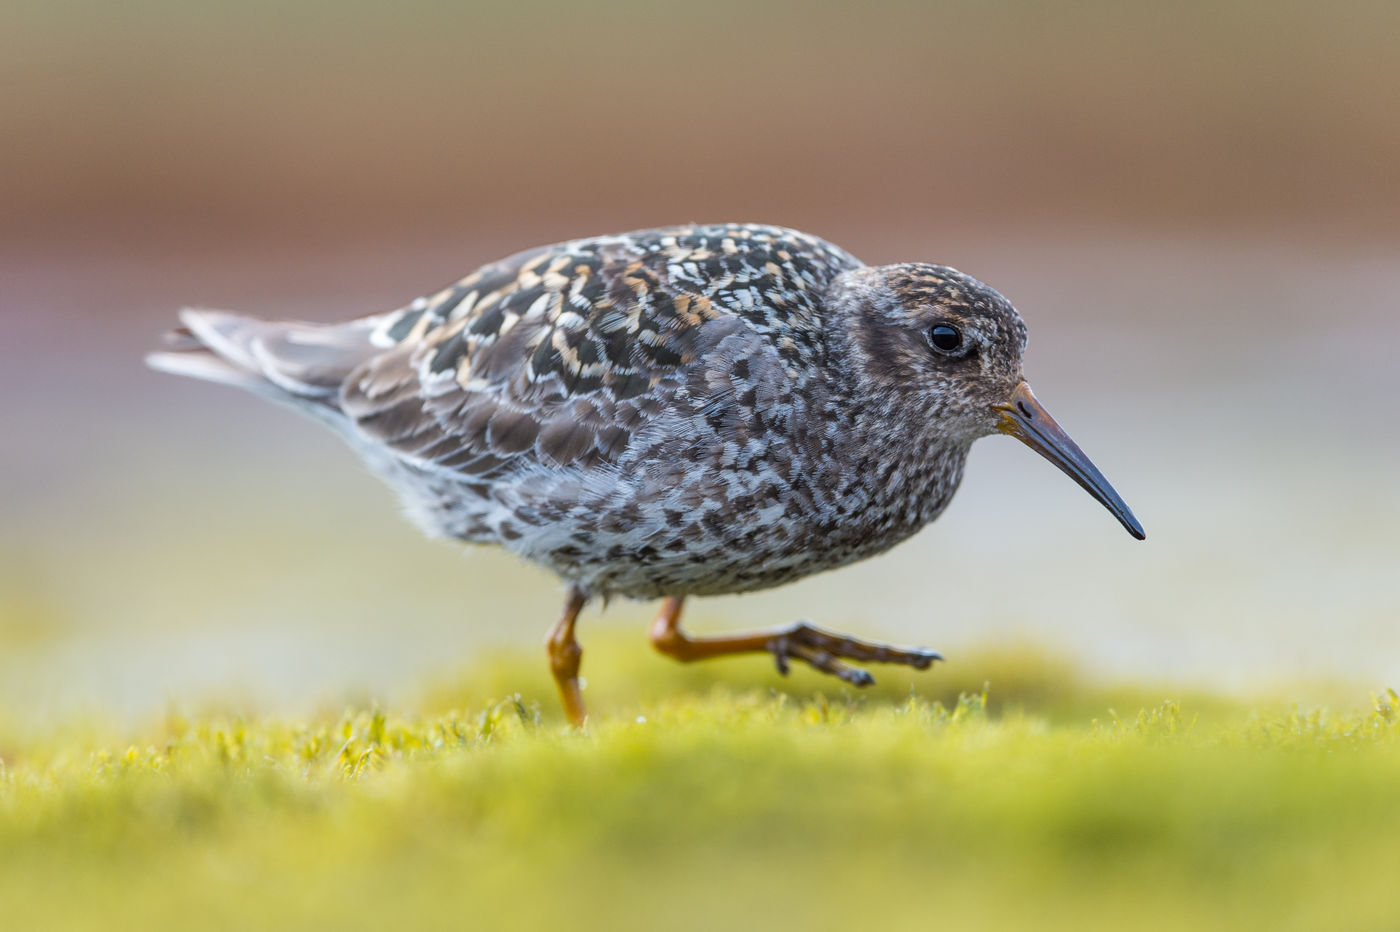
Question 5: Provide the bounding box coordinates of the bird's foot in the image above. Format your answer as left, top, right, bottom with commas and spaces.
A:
768, 622, 942, 686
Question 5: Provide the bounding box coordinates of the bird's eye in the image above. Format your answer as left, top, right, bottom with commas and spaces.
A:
927, 323, 963, 355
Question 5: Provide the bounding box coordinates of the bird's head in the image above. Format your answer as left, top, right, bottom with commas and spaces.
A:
836, 262, 1145, 540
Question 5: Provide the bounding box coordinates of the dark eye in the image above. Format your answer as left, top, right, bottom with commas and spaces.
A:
927, 323, 963, 354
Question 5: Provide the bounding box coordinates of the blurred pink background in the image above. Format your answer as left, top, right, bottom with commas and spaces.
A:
3, 1, 1398, 720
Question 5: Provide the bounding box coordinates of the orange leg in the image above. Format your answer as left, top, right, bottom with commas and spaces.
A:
546, 588, 589, 727
649, 596, 941, 686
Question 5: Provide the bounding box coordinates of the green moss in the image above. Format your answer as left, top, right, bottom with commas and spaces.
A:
1, 648, 1398, 931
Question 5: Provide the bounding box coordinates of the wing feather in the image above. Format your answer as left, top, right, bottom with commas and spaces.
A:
339, 224, 861, 476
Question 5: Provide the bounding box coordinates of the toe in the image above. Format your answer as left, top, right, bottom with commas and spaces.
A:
843, 668, 876, 687
907, 649, 943, 670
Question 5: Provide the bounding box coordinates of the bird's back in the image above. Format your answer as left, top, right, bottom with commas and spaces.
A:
337, 222, 862, 474
151, 224, 859, 428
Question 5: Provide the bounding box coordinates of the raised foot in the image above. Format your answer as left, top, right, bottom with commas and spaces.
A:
768, 622, 943, 687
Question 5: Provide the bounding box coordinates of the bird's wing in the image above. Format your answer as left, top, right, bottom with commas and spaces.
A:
338, 224, 860, 476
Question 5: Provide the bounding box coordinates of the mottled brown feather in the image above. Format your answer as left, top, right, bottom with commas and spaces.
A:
340, 224, 860, 474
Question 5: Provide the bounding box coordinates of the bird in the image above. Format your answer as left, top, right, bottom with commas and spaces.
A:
147, 222, 1144, 726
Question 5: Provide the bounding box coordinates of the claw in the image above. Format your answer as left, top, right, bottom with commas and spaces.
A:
770, 638, 792, 676
907, 649, 943, 670
844, 667, 876, 687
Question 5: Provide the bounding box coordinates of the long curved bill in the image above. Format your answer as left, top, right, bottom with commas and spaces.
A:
995, 382, 1146, 540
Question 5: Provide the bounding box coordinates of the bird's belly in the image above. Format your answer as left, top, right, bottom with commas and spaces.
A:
500, 484, 937, 601
422, 442, 967, 601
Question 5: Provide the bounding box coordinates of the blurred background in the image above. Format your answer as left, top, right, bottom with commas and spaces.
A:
2, 0, 1397, 723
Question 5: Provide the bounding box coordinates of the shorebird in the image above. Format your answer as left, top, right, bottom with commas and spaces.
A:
148, 223, 1144, 725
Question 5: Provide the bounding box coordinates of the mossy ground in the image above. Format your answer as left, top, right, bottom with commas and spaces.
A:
3, 639, 1398, 931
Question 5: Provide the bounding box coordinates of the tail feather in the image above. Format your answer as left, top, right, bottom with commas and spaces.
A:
146, 309, 383, 409
146, 317, 272, 395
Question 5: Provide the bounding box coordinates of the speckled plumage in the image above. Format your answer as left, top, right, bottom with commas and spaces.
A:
344, 223, 880, 599
150, 222, 1142, 722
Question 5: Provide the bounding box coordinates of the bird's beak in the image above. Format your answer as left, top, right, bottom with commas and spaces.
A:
994, 381, 1146, 540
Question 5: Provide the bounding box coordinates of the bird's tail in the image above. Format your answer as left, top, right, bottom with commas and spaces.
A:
146, 309, 383, 410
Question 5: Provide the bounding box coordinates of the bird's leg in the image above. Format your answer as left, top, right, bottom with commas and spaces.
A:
546, 588, 589, 727
649, 597, 941, 687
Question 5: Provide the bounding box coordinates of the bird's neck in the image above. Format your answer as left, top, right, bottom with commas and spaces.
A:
840, 391, 972, 526
817, 299, 972, 529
